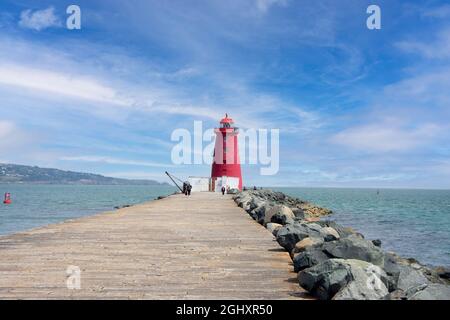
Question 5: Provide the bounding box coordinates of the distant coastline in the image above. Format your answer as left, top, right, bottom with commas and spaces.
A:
0, 163, 168, 186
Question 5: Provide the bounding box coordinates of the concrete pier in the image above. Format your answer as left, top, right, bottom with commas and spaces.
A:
0, 192, 306, 299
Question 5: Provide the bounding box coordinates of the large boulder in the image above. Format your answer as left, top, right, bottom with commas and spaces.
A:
298, 259, 389, 300
293, 246, 329, 272
276, 222, 325, 252
372, 239, 382, 247
237, 194, 252, 210
293, 237, 324, 253
333, 260, 389, 300
396, 265, 430, 292
266, 223, 283, 236
292, 208, 305, 220
322, 234, 384, 266
250, 203, 271, 224
315, 220, 356, 238
408, 284, 450, 300
383, 252, 441, 292
264, 205, 295, 225
321, 227, 340, 241
298, 259, 353, 300
436, 267, 450, 281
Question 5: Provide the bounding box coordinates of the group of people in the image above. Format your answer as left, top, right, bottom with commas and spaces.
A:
242, 186, 260, 191
182, 182, 192, 196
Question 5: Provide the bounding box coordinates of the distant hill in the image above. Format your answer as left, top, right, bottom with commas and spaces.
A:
0, 163, 168, 185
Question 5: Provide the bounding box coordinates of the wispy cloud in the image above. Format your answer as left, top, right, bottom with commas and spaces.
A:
1, 0, 449, 188
255, 0, 288, 13
396, 28, 450, 60
18, 7, 61, 31
330, 122, 442, 153
0, 64, 130, 106
60, 156, 174, 168
0, 120, 35, 152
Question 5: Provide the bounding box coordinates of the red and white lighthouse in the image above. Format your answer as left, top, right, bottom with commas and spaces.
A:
211, 114, 243, 191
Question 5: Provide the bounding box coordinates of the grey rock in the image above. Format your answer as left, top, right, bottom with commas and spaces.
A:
396, 264, 430, 292
293, 236, 324, 253
386, 283, 450, 300
384, 289, 408, 300
250, 204, 271, 225
332, 260, 389, 300
292, 208, 305, 219
245, 197, 263, 212
315, 220, 356, 238
436, 266, 450, 280
321, 227, 340, 242
408, 283, 450, 300
293, 246, 329, 272
322, 234, 384, 266
264, 205, 295, 225
383, 252, 402, 279
235, 190, 331, 219
237, 194, 252, 210
383, 252, 436, 292
299, 259, 389, 300
266, 223, 283, 237
270, 211, 295, 225
298, 259, 353, 300
372, 239, 382, 247
276, 222, 324, 252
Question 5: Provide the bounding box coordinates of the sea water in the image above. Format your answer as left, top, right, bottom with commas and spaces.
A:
0, 184, 176, 236
1, 185, 449, 266
275, 188, 450, 267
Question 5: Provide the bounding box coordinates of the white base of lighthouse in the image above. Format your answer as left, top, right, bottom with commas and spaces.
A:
212, 176, 240, 192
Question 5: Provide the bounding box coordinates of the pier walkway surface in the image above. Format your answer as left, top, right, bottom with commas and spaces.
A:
0, 192, 305, 299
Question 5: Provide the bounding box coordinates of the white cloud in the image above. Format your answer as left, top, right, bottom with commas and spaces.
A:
330, 122, 441, 153
383, 68, 450, 109
255, 0, 288, 13
60, 155, 173, 168
19, 7, 61, 31
0, 120, 32, 150
396, 29, 450, 59
0, 121, 15, 138
0, 64, 130, 106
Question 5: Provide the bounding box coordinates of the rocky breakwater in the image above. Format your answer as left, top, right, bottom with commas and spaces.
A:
233, 190, 450, 300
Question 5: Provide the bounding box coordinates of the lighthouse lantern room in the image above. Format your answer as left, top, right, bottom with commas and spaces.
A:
211, 114, 243, 192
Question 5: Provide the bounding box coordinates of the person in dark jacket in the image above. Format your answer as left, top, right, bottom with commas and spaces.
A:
221, 186, 226, 195
187, 183, 192, 196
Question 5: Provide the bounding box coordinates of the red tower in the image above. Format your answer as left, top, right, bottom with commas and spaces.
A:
211, 114, 243, 191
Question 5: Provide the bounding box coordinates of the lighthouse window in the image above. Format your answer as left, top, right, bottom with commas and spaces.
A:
222, 122, 231, 128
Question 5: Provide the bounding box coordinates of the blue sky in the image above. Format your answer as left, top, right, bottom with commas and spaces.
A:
0, 0, 450, 188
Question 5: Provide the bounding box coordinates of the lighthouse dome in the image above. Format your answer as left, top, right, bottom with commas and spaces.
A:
220, 114, 234, 128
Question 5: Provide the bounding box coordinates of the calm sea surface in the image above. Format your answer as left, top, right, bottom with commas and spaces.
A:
275, 188, 450, 267
1, 185, 449, 266
0, 184, 176, 236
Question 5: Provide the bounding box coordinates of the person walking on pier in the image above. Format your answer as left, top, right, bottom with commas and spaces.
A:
221, 186, 226, 195
187, 183, 192, 196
